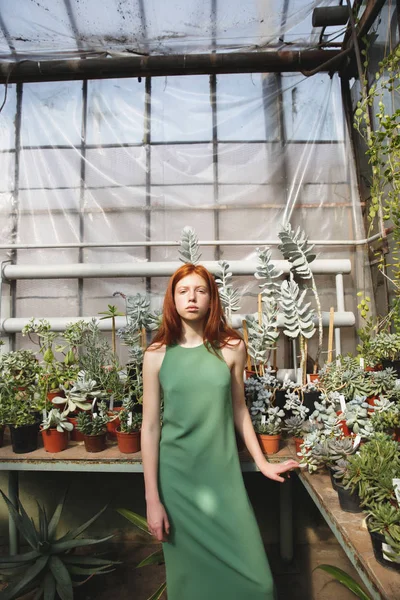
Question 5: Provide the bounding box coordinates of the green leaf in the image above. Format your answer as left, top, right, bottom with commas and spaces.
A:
62, 556, 119, 566
0, 491, 38, 550
137, 549, 165, 568
0, 549, 41, 564
116, 508, 150, 535
48, 490, 67, 542
43, 570, 56, 600
0, 555, 49, 600
52, 535, 114, 554
58, 504, 108, 542
315, 565, 372, 600
66, 565, 115, 575
49, 556, 73, 600
146, 581, 167, 600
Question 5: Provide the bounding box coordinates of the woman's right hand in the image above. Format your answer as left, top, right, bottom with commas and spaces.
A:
146, 500, 170, 542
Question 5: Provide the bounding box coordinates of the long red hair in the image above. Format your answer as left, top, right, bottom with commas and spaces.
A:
149, 263, 241, 350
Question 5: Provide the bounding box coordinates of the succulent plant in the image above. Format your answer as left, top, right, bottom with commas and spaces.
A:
41, 408, 73, 432
119, 409, 142, 434
367, 367, 398, 397
215, 260, 241, 325
179, 226, 201, 264
254, 406, 285, 435
0, 490, 117, 600
76, 409, 109, 436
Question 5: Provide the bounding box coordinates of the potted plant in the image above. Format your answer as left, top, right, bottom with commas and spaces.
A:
371, 405, 400, 441
40, 408, 73, 453
0, 490, 117, 599
366, 367, 398, 408
0, 349, 39, 395
253, 406, 285, 454
369, 332, 400, 375
76, 403, 109, 453
283, 414, 312, 454
116, 407, 142, 454
366, 503, 400, 570
7, 400, 41, 454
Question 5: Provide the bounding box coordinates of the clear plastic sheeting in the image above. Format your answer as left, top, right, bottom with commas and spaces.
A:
0, 67, 373, 360
0, 0, 347, 60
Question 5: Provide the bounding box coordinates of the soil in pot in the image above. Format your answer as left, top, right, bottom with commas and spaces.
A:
369, 529, 400, 571
336, 483, 362, 513
83, 432, 107, 453
257, 433, 280, 455
10, 422, 40, 454
41, 428, 68, 453
116, 429, 141, 454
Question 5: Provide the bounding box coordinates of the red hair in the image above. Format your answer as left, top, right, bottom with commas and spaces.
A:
149, 263, 241, 351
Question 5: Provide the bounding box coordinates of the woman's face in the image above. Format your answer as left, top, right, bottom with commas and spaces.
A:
174, 273, 211, 323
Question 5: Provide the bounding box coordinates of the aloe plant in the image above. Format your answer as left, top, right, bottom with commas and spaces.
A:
278, 223, 322, 369
0, 491, 117, 600
279, 273, 316, 382
215, 260, 241, 325
116, 508, 166, 600
179, 226, 201, 264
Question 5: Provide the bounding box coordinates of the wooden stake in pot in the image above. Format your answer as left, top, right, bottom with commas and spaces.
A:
242, 319, 252, 373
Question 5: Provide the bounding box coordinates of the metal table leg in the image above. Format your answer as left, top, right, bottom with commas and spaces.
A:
8, 470, 19, 555
279, 477, 293, 563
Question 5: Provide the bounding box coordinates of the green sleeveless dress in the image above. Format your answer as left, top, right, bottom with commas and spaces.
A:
158, 343, 275, 599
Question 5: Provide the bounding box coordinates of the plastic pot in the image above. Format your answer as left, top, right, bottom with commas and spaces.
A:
116, 429, 141, 454
369, 529, 400, 571
257, 433, 280, 455
106, 408, 123, 440
10, 422, 40, 454
336, 411, 351, 437
41, 427, 68, 453
293, 436, 303, 455
303, 391, 319, 413
274, 390, 287, 410
336, 483, 362, 513
67, 417, 85, 442
382, 359, 400, 377
328, 466, 340, 492
83, 432, 107, 453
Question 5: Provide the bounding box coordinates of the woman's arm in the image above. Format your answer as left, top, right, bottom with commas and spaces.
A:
230, 340, 299, 483
142, 348, 170, 541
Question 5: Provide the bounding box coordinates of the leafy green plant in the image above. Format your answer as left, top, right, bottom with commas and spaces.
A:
0, 350, 39, 390
369, 332, 400, 362
41, 409, 73, 432
371, 405, 400, 436
314, 565, 371, 600
215, 260, 241, 325
179, 226, 201, 264
367, 368, 397, 396
279, 273, 316, 384
0, 491, 117, 600
76, 409, 108, 436
116, 508, 166, 600
278, 224, 322, 369
98, 305, 124, 356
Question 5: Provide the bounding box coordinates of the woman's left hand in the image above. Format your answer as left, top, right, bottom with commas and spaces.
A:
259, 459, 300, 483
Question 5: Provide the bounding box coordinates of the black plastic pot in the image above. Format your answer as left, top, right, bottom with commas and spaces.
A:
328, 467, 340, 492
10, 422, 40, 454
274, 390, 287, 410
336, 483, 362, 513
382, 360, 400, 378
303, 391, 320, 413
369, 529, 400, 571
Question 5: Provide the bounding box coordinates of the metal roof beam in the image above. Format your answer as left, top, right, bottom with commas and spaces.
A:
0, 49, 343, 84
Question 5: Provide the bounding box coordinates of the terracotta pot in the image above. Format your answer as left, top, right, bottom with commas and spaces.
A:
393, 428, 400, 443
83, 432, 107, 453
336, 411, 351, 437
67, 417, 85, 442
41, 427, 68, 453
308, 373, 320, 383
245, 370, 257, 380
47, 390, 65, 403
293, 436, 303, 455
257, 433, 281, 455
106, 408, 123, 440
116, 429, 141, 454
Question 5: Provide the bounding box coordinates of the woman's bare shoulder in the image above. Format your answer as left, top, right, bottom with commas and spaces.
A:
144, 343, 167, 368
224, 337, 245, 352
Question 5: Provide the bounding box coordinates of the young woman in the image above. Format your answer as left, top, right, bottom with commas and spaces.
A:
142, 263, 299, 599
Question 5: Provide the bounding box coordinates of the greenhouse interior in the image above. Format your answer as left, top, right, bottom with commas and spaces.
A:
0, 1, 399, 599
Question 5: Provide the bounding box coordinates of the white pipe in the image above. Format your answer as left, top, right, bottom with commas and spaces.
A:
2, 259, 352, 280
0, 231, 385, 250
335, 273, 345, 356
0, 311, 355, 333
